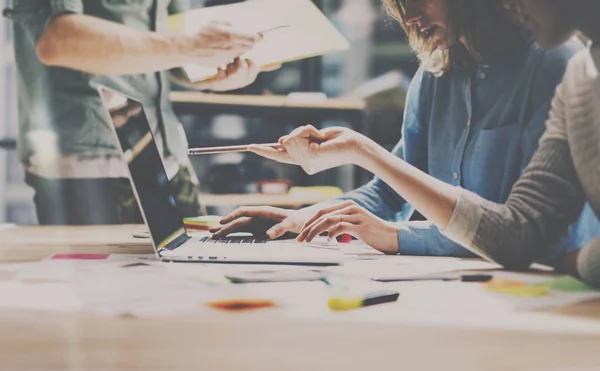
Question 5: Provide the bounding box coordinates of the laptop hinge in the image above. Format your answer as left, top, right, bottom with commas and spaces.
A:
158, 233, 191, 255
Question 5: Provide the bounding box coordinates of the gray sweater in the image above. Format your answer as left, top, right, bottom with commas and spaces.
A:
441, 46, 600, 286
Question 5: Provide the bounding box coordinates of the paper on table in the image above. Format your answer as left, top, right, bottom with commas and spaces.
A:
328, 256, 500, 281
0, 223, 16, 232
170, 0, 349, 82
0, 282, 82, 312
7, 255, 158, 283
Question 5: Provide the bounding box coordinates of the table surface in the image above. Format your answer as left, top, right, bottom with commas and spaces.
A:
1, 225, 600, 371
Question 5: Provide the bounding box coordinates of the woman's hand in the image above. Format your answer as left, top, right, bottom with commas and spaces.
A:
297, 200, 399, 255
209, 206, 307, 239
249, 125, 372, 175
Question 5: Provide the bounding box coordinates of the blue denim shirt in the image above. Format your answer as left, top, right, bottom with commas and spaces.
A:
341, 35, 600, 261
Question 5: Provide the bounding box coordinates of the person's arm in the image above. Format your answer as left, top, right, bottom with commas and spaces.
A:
336, 140, 410, 221
332, 68, 430, 221
357, 76, 586, 269
255, 72, 586, 269
8, 0, 259, 75
38, 16, 259, 74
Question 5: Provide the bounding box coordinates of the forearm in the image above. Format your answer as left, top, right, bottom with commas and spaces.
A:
357, 139, 458, 229
398, 221, 475, 257
36, 14, 188, 74
353, 133, 586, 269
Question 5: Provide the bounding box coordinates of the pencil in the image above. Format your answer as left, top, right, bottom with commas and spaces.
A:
188, 143, 282, 155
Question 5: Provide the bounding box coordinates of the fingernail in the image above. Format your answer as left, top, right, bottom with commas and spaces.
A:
266, 229, 275, 238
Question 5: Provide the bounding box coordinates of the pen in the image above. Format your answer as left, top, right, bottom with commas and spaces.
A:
460, 274, 493, 282
258, 24, 290, 35
188, 143, 282, 155
375, 273, 493, 283
328, 291, 399, 311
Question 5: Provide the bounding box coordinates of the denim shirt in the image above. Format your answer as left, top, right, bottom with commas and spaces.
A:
4, 0, 190, 166
341, 35, 600, 261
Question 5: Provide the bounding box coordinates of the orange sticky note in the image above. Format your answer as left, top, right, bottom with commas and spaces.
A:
206, 298, 277, 312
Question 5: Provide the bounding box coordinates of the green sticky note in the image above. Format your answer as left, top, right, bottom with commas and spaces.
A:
545, 276, 597, 292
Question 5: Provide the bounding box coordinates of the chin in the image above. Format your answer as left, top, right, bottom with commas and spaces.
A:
432, 38, 449, 50
532, 25, 577, 50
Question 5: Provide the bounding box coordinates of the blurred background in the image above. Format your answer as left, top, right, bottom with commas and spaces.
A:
0, 0, 419, 224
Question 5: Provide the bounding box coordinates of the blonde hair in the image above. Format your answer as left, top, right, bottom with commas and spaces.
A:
382, 0, 522, 76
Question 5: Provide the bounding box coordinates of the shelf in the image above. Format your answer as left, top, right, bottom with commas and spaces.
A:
199, 192, 335, 208
372, 42, 415, 60
170, 92, 366, 111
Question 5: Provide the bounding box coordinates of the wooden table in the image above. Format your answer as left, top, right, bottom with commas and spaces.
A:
1, 225, 600, 371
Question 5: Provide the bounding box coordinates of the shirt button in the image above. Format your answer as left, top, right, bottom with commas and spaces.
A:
453, 172, 459, 179
479, 72, 487, 80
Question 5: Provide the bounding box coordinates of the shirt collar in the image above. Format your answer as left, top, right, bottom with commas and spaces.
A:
451, 28, 534, 71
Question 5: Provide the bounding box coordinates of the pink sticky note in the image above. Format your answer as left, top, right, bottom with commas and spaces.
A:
52, 254, 110, 260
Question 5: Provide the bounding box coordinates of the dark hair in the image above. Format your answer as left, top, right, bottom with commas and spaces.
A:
383, 0, 523, 75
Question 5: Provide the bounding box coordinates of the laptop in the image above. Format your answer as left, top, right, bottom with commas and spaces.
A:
98, 86, 343, 265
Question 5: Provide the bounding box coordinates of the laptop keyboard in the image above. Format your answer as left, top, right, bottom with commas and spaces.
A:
199, 236, 268, 245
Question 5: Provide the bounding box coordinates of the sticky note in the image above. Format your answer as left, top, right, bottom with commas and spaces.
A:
546, 276, 597, 292
52, 254, 110, 260
184, 215, 221, 231
485, 277, 548, 297
336, 233, 352, 244
206, 298, 278, 312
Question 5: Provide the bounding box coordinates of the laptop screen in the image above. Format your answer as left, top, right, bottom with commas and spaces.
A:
99, 87, 187, 252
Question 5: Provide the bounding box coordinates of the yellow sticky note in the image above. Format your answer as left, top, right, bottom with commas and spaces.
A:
485, 278, 549, 297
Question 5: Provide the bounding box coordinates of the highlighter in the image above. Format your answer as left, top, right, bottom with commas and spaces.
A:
328, 291, 399, 311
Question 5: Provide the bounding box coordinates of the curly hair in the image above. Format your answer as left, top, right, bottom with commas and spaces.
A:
382, 0, 523, 76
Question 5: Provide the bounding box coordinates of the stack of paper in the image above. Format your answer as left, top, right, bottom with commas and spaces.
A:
170, 0, 350, 81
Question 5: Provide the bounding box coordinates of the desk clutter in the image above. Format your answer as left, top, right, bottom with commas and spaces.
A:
0, 251, 599, 333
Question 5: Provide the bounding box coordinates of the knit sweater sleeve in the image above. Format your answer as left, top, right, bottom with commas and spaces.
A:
440, 70, 587, 270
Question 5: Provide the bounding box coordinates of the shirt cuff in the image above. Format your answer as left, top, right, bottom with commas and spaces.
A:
439, 187, 488, 258
50, 0, 84, 15
397, 223, 427, 255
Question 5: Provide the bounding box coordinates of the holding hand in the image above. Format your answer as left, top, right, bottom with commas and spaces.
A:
297, 200, 399, 255
195, 58, 280, 91
249, 125, 372, 175
181, 21, 262, 67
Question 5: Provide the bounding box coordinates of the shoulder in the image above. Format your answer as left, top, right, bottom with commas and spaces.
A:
564, 48, 599, 85
527, 37, 583, 79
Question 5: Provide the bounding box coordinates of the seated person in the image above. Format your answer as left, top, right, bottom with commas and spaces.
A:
211, 0, 600, 265
237, 0, 600, 287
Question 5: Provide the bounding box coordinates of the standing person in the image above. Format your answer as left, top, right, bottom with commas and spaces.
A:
244, 0, 600, 286
3, 0, 273, 225
211, 0, 599, 266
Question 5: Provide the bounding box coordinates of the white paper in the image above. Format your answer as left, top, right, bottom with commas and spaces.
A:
178, 0, 349, 81
328, 256, 500, 281
0, 223, 16, 232
0, 282, 82, 312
